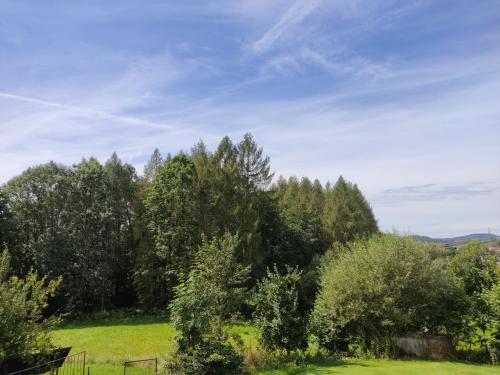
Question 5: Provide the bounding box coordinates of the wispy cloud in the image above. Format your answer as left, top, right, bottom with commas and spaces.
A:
375, 183, 500, 204
251, 0, 323, 54
0, 92, 176, 130
1, 0, 499, 236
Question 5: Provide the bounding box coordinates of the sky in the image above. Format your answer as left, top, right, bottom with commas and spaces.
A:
1, 0, 499, 237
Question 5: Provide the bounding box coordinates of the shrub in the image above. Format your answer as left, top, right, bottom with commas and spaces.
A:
449, 241, 499, 363
310, 234, 465, 356
0, 249, 62, 360
253, 266, 307, 354
165, 233, 250, 375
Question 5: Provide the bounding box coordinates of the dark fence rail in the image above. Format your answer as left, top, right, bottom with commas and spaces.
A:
3, 351, 85, 375
123, 358, 157, 375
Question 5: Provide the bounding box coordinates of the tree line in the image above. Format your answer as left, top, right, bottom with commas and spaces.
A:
0, 133, 377, 314
1, 133, 498, 369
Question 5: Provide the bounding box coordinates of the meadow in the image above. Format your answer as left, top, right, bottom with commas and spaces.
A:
52, 317, 499, 375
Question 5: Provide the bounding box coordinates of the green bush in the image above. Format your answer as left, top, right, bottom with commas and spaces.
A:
0, 249, 61, 359
165, 233, 250, 375
253, 266, 307, 354
449, 241, 499, 363
163, 339, 244, 375
311, 234, 465, 357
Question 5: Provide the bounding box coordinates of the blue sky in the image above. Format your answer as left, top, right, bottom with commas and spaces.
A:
1, 0, 499, 237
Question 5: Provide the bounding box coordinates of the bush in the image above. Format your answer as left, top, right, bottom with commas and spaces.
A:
163, 339, 244, 375
0, 249, 62, 360
449, 241, 499, 363
166, 233, 250, 375
253, 266, 307, 354
310, 234, 465, 357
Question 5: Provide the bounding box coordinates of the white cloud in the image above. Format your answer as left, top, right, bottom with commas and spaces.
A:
251, 0, 323, 54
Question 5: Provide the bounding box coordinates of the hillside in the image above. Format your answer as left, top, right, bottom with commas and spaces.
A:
413, 233, 499, 246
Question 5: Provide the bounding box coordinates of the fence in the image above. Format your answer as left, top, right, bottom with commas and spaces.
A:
5, 352, 86, 375
123, 358, 157, 375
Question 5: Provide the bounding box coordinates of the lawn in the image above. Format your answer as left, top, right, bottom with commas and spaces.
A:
52, 317, 499, 375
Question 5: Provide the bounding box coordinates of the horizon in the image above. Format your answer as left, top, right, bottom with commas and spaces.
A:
1, 1, 499, 237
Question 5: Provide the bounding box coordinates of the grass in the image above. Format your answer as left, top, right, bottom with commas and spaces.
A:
52, 317, 499, 375
254, 358, 499, 375
53, 316, 175, 364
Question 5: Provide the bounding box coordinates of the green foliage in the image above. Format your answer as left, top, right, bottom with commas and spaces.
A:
311, 235, 465, 356
253, 266, 307, 354
143, 148, 164, 182
144, 153, 201, 306
3, 156, 140, 313
449, 241, 499, 362
0, 189, 13, 250
269, 177, 326, 269
166, 232, 250, 375
0, 249, 61, 359
3, 162, 72, 277
2, 134, 378, 316
322, 177, 378, 245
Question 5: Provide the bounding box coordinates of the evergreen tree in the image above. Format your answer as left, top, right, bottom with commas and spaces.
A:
322, 176, 378, 245
143, 148, 163, 182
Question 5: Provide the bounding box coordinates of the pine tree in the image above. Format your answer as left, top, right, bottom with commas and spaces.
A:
143, 148, 163, 182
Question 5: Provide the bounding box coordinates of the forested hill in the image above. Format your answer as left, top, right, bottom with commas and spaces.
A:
0, 133, 378, 314
413, 233, 499, 245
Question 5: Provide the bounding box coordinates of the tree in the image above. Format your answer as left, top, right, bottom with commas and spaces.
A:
166, 232, 250, 375
269, 177, 326, 269
322, 176, 378, 245
143, 148, 163, 182
3, 162, 72, 278
67, 157, 112, 311
0, 248, 61, 360
0, 189, 13, 250
253, 266, 307, 354
144, 154, 200, 306
103, 153, 139, 308
311, 235, 465, 356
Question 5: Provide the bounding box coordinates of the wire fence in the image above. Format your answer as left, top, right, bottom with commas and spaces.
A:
123, 358, 157, 375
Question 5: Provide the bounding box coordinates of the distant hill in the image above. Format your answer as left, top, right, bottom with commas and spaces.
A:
413, 233, 500, 246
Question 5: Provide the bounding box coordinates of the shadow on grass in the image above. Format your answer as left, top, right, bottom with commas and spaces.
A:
55, 315, 167, 330
260, 358, 370, 375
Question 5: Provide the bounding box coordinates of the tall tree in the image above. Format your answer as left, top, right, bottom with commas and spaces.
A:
0, 189, 13, 250
143, 148, 163, 183
104, 153, 139, 307
322, 176, 378, 245
3, 162, 72, 279
144, 154, 200, 306
235, 134, 273, 276
67, 158, 111, 311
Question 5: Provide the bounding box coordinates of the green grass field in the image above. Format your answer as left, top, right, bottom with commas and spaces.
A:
52, 317, 499, 375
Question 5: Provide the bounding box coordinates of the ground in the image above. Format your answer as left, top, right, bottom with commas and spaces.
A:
52, 316, 499, 375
